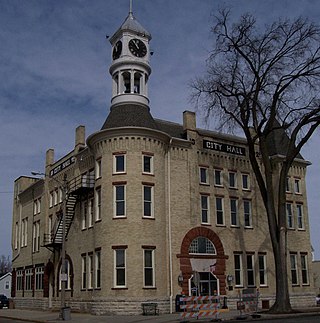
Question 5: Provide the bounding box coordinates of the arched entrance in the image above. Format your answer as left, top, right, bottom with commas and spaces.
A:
177, 227, 228, 295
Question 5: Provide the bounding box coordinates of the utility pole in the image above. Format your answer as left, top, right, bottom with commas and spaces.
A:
60, 173, 69, 320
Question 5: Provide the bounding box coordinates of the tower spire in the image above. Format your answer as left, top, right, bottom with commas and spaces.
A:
129, 0, 133, 14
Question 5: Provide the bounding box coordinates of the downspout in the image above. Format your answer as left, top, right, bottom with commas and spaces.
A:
168, 138, 173, 313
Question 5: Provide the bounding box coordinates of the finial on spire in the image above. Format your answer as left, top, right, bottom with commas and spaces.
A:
129, 0, 133, 14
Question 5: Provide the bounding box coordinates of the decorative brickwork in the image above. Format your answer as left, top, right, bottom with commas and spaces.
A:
178, 227, 228, 295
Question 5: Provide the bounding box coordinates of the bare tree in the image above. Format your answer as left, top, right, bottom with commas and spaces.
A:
0, 255, 11, 276
192, 8, 320, 313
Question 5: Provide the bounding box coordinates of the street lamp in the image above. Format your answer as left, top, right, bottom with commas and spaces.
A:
31, 171, 70, 320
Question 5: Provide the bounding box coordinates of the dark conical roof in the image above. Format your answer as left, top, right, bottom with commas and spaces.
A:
101, 104, 158, 130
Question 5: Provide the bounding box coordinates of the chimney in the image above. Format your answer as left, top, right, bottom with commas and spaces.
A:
183, 111, 196, 131
46, 149, 54, 168
75, 125, 85, 152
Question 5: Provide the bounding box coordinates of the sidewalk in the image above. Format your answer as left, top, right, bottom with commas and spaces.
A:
1, 308, 320, 323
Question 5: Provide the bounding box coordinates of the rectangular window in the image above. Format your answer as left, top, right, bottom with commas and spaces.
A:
16, 270, 23, 291
114, 185, 126, 217
95, 187, 101, 221
81, 201, 88, 229
234, 254, 243, 286
286, 177, 291, 192
214, 169, 222, 186
229, 172, 237, 188
95, 250, 101, 288
294, 178, 301, 194
297, 204, 304, 229
95, 159, 102, 179
230, 199, 238, 226
113, 154, 126, 174
242, 174, 250, 190
143, 154, 154, 174
81, 255, 86, 289
286, 203, 294, 229
21, 218, 28, 247
88, 254, 93, 289
88, 198, 94, 228
144, 249, 155, 287
215, 196, 224, 225
201, 194, 209, 224
32, 221, 40, 252
143, 185, 153, 217
258, 254, 267, 286
290, 254, 298, 285
35, 266, 44, 290
199, 167, 209, 184
246, 254, 255, 287
15, 222, 19, 250
243, 200, 252, 227
115, 249, 126, 287
25, 268, 33, 291
301, 254, 309, 285
49, 192, 53, 208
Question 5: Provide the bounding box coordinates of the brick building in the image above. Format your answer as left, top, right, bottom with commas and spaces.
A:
11, 8, 315, 314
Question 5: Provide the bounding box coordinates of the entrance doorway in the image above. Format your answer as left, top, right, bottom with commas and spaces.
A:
189, 272, 219, 296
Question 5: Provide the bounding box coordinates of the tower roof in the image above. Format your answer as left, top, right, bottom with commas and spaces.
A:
110, 12, 151, 44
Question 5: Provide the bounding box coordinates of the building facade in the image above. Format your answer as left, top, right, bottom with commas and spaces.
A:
11, 9, 315, 315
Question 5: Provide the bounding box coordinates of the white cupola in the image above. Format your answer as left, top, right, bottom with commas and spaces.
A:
109, 6, 152, 109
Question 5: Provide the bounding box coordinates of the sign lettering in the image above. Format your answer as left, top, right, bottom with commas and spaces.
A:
203, 140, 246, 156
49, 156, 76, 177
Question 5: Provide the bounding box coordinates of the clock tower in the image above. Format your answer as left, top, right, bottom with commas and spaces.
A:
108, 6, 152, 109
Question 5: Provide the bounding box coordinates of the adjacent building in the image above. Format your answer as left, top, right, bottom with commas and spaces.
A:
11, 8, 315, 314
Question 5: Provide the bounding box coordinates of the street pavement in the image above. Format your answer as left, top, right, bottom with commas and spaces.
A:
1, 308, 320, 323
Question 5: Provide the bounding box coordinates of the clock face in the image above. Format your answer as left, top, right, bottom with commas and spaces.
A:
112, 40, 122, 60
129, 38, 147, 57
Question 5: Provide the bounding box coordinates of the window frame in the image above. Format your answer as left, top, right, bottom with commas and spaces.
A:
230, 198, 239, 227
113, 153, 126, 174
228, 171, 237, 189
35, 266, 44, 290
286, 202, 294, 229
215, 196, 224, 226
142, 154, 154, 175
246, 254, 255, 287
25, 268, 33, 291
114, 184, 126, 218
114, 249, 126, 288
242, 174, 250, 190
88, 253, 93, 289
143, 184, 154, 218
200, 194, 210, 224
258, 254, 267, 287
214, 169, 223, 187
290, 253, 298, 285
143, 249, 155, 288
234, 254, 243, 287
301, 254, 309, 285
95, 158, 102, 179
294, 178, 301, 194
297, 204, 304, 229
243, 200, 252, 228
199, 166, 209, 185
95, 187, 101, 221
95, 250, 101, 289
81, 254, 87, 290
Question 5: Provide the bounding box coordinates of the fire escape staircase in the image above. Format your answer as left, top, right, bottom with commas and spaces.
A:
43, 173, 94, 251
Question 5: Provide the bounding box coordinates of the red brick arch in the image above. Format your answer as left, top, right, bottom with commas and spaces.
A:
177, 227, 228, 295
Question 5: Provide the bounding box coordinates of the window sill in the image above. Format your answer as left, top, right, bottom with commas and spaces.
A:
214, 184, 223, 188
112, 172, 127, 176
231, 225, 240, 228
259, 285, 268, 288
244, 226, 254, 230
112, 287, 128, 290
228, 187, 238, 190
216, 224, 226, 227
143, 287, 157, 290
113, 216, 127, 220
201, 223, 211, 226
88, 226, 93, 230
95, 219, 102, 223
142, 173, 155, 176
297, 228, 306, 231
142, 217, 155, 220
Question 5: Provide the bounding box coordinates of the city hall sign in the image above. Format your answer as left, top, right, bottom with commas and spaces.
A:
203, 140, 246, 156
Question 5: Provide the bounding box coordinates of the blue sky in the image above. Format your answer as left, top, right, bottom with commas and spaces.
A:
0, 0, 320, 259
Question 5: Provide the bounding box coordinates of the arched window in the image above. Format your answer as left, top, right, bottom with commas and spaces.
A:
134, 72, 142, 93
122, 71, 131, 93
189, 237, 216, 255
